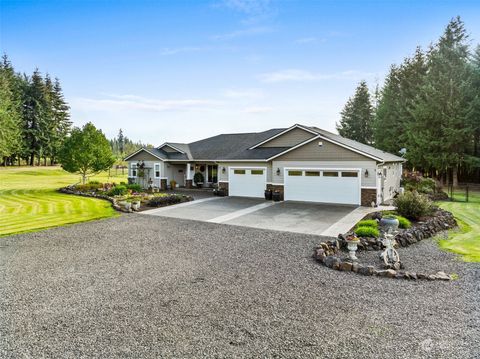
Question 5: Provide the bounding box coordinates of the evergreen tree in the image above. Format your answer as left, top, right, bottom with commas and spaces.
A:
467, 45, 480, 177
337, 80, 374, 144
117, 128, 125, 154
408, 17, 474, 186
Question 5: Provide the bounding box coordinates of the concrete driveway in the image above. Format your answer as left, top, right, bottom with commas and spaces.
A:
143, 197, 358, 236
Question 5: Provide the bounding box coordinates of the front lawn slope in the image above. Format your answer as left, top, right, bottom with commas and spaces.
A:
0, 167, 126, 236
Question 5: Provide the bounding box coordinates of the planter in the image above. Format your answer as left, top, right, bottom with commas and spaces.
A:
132, 201, 141, 211
346, 239, 360, 261
124, 202, 132, 211
216, 189, 226, 197
264, 189, 272, 200
195, 182, 203, 188
272, 191, 282, 202
380, 216, 399, 232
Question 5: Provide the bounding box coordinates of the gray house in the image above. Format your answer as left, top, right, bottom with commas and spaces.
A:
124, 124, 405, 206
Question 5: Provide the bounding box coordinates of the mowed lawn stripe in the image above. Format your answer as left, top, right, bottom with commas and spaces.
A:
0, 167, 126, 237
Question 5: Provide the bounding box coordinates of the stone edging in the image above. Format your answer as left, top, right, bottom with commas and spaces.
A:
337, 209, 457, 251
313, 240, 452, 281
59, 186, 129, 212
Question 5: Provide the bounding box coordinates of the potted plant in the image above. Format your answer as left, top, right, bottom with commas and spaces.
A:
194, 172, 204, 188
170, 180, 177, 189
380, 214, 399, 232
345, 234, 360, 261
272, 190, 282, 202
264, 189, 272, 200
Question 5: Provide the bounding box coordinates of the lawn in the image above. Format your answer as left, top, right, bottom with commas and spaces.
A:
0, 166, 127, 237
438, 190, 480, 262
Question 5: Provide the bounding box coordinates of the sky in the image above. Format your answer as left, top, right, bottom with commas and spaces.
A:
1, 0, 480, 145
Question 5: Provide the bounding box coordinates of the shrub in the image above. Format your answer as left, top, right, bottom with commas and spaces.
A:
395, 215, 412, 229
194, 172, 204, 184
393, 191, 434, 220
108, 185, 128, 196
356, 219, 378, 228
147, 194, 192, 207
355, 226, 380, 238
418, 178, 436, 194
126, 183, 142, 192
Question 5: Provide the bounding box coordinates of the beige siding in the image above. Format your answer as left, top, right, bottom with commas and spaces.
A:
128, 160, 162, 188
218, 162, 272, 182
260, 128, 315, 147
276, 139, 370, 161
272, 160, 377, 187
127, 150, 162, 162
380, 162, 403, 201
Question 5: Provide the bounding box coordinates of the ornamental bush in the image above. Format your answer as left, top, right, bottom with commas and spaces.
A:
108, 185, 128, 196
147, 194, 192, 207
126, 183, 142, 192
396, 215, 412, 229
355, 226, 380, 238
393, 191, 434, 220
356, 219, 378, 228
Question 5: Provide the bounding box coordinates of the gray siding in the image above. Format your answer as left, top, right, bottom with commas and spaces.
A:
162, 145, 179, 153
218, 162, 272, 183
127, 150, 162, 162
128, 160, 162, 188
276, 139, 370, 161
272, 160, 377, 187
260, 128, 315, 148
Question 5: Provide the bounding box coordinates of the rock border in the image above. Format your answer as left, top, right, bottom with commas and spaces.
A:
59, 186, 129, 212
313, 241, 452, 281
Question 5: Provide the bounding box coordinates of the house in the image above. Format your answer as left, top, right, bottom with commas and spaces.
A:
124, 124, 405, 206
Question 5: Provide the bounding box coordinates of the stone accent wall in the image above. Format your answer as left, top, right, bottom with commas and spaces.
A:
361, 188, 377, 206
185, 179, 193, 189
267, 184, 284, 201
219, 182, 229, 195
160, 179, 167, 190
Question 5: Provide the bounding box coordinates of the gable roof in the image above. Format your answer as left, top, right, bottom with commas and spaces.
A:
124, 124, 405, 163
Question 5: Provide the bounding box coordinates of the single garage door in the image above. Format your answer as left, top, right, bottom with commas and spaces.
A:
284, 169, 360, 205
229, 167, 266, 198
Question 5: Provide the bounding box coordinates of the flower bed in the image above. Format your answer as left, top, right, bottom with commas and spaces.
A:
60, 182, 193, 213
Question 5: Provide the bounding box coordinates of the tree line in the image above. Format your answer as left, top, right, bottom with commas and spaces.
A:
109, 128, 152, 161
337, 17, 480, 186
0, 55, 72, 166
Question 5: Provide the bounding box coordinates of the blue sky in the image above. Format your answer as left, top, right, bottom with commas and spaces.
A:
1, 0, 480, 144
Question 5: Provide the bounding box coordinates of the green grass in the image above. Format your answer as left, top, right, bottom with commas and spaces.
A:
438, 190, 480, 262
0, 166, 127, 237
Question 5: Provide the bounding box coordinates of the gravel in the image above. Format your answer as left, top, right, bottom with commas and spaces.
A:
0, 214, 479, 358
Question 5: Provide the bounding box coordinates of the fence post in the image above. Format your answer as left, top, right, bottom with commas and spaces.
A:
466, 185, 469, 203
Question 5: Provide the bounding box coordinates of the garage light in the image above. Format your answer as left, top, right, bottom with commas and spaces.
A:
318, 141, 323, 147
364, 169, 369, 178
222, 167, 226, 174
276, 168, 281, 176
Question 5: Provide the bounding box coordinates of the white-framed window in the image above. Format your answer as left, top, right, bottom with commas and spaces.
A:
131, 163, 137, 177
154, 163, 160, 178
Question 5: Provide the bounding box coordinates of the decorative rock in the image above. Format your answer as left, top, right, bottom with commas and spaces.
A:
352, 263, 360, 273
434, 271, 451, 281
378, 269, 396, 278
339, 261, 353, 272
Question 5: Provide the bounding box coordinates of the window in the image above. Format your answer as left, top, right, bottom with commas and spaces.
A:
131, 164, 137, 177
251, 169, 263, 175
305, 171, 320, 177
288, 170, 302, 176
341, 171, 358, 177
154, 163, 160, 178
323, 171, 338, 177
234, 169, 246, 175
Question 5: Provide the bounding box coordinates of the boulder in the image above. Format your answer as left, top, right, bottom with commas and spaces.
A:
339, 261, 353, 272
378, 269, 396, 278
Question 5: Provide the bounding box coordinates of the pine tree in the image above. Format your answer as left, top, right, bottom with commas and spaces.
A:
337, 80, 374, 144
408, 17, 474, 186
118, 128, 125, 154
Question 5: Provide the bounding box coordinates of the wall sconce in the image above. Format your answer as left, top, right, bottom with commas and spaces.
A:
276, 168, 281, 176
364, 169, 369, 178
222, 167, 226, 174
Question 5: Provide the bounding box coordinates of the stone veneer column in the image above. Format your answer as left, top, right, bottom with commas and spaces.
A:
160, 179, 167, 191
219, 182, 229, 195
267, 184, 284, 201
361, 188, 377, 206
185, 179, 193, 189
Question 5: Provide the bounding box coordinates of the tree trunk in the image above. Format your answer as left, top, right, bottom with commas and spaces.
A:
452, 167, 458, 188
82, 173, 87, 184
29, 152, 34, 166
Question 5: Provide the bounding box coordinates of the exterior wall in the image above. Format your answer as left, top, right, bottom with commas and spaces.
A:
260, 128, 315, 147
127, 151, 162, 162
164, 163, 185, 187
217, 162, 273, 183
275, 139, 369, 161
271, 160, 377, 188
127, 160, 163, 189
380, 162, 403, 202
161, 145, 179, 153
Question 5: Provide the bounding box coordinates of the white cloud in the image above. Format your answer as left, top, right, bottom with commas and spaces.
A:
222, 88, 264, 99
243, 106, 273, 113
212, 26, 273, 40
160, 46, 204, 56
71, 94, 222, 112
258, 69, 376, 83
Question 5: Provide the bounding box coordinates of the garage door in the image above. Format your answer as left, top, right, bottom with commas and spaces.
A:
284, 169, 360, 205
229, 168, 266, 198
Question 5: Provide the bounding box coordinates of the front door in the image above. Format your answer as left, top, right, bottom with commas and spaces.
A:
207, 165, 218, 183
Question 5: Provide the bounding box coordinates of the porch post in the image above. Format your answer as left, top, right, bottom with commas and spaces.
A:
186, 163, 193, 189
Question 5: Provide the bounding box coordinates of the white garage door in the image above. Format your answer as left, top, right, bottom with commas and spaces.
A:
229, 167, 266, 198
284, 169, 360, 205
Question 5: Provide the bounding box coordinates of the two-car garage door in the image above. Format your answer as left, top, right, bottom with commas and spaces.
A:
284, 168, 360, 205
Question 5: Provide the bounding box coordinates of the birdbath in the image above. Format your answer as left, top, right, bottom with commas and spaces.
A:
345, 234, 360, 261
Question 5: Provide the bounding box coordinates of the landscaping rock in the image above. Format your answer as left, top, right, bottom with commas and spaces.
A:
378, 269, 397, 278
434, 271, 451, 281
339, 261, 353, 272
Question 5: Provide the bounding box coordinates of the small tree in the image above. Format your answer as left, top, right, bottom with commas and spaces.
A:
59, 122, 115, 184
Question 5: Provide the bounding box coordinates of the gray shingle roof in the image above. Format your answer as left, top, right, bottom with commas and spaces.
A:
130, 124, 405, 162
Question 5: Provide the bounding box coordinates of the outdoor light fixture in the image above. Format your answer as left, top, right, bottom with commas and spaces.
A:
276, 168, 281, 176
364, 169, 369, 178
222, 167, 226, 174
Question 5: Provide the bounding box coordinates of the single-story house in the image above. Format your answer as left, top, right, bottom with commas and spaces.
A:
124, 124, 405, 206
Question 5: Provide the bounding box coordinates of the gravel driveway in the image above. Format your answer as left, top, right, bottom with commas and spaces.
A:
1, 215, 479, 358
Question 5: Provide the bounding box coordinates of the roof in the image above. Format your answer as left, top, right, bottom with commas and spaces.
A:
125, 124, 405, 163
